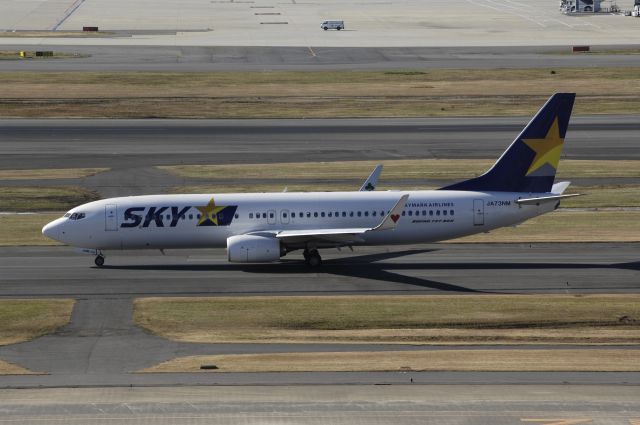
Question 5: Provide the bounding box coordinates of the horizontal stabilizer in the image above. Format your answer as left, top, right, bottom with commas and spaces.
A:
551, 181, 571, 194
516, 193, 582, 205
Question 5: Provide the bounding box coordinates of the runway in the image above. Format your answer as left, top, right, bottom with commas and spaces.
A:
1, 116, 639, 172
0, 243, 638, 388
1, 385, 639, 425
2, 244, 639, 298
3, 45, 640, 72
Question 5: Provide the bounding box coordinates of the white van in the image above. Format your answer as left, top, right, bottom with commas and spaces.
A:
320, 20, 344, 30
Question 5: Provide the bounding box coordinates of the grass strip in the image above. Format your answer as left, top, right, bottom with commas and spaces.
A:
134, 295, 640, 345
142, 349, 640, 373
160, 159, 640, 180
0, 299, 75, 346
0, 213, 62, 246
0, 186, 100, 212
1, 69, 640, 118
0, 168, 108, 180
453, 210, 640, 243
0, 360, 34, 375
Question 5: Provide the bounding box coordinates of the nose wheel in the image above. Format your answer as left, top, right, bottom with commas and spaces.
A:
303, 249, 322, 267
94, 254, 105, 267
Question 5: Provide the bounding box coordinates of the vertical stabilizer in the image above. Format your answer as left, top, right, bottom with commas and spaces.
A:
441, 93, 575, 193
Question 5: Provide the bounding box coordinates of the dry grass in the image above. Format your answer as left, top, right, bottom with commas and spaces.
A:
142, 349, 640, 373
0, 213, 62, 246
0, 299, 75, 346
0, 186, 100, 212
0, 168, 108, 180
134, 295, 640, 345
0, 360, 34, 375
453, 210, 640, 243
562, 185, 640, 208
1, 69, 640, 118
161, 159, 640, 180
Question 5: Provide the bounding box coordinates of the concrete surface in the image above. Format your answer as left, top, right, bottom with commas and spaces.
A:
3, 45, 640, 71
0, 385, 639, 424
0, 0, 639, 47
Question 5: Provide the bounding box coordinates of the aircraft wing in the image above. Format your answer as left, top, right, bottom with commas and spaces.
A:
272, 194, 409, 245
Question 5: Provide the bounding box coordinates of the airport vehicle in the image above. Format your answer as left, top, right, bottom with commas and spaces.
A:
42, 93, 579, 267
321, 20, 344, 30
633, 0, 640, 17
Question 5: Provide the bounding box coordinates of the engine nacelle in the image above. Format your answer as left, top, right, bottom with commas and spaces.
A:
227, 234, 282, 263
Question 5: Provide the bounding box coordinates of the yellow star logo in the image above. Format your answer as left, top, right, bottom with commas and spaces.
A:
522, 117, 564, 176
196, 198, 226, 226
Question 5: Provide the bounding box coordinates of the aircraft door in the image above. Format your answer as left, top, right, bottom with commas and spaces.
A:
473, 199, 484, 226
105, 204, 118, 231
280, 209, 290, 225
267, 209, 276, 225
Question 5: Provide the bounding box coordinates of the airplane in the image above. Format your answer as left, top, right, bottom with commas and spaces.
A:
42, 93, 580, 268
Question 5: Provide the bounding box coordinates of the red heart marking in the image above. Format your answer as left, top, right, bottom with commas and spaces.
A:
391, 214, 400, 223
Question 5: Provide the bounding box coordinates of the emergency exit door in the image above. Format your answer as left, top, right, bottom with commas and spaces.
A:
473, 199, 484, 226
105, 204, 118, 231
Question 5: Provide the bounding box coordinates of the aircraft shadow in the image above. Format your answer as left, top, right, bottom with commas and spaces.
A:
98, 249, 640, 294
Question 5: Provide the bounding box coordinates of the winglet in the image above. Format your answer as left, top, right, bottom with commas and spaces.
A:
371, 194, 409, 231
360, 164, 383, 191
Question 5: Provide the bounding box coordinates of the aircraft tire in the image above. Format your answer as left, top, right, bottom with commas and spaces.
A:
94, 255, 105, 267
307, 251, 322, 267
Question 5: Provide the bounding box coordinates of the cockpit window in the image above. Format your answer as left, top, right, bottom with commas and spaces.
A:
68, 212, 86, 220
64, 213, 71, 218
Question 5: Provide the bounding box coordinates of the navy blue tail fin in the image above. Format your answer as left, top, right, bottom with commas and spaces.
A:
441, 93, 575, 193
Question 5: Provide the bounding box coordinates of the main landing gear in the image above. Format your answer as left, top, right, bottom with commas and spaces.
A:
303, 249, 322, 267
94, 253, 105, 267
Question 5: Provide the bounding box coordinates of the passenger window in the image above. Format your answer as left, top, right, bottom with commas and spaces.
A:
436, 210, 440, 216
422, 210, 426, 216
372, 211, 376, 217
381, 211, 385, 216
307, 212, 311, 218
402, 211, 406, 216
364, 211, 369, 217
291, 212, 295, 218
443, 210, 447, 216
328, 212, 332, 217
429, 210, 433, 216
335, 211, 339, 217
314, 212, 318, 218
357, 211, 362, 217
269, 213, 274, 218
350, 212, 354, 217
408, 211, 413, 216
263, 213, 267, 219
450, 210, 455, 216
249, 213, 254, 219
283, 212, 288, 218
321, 212, 325, 217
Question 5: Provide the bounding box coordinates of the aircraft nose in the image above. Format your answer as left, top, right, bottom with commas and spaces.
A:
42, 218, 65, 242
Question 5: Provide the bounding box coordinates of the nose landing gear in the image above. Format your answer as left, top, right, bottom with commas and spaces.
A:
94, 253, 105, 267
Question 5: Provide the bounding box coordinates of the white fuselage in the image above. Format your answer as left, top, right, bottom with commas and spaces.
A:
43, 190, 555, 251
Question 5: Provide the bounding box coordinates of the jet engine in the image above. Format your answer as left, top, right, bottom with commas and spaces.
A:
227, 234, 283, 263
